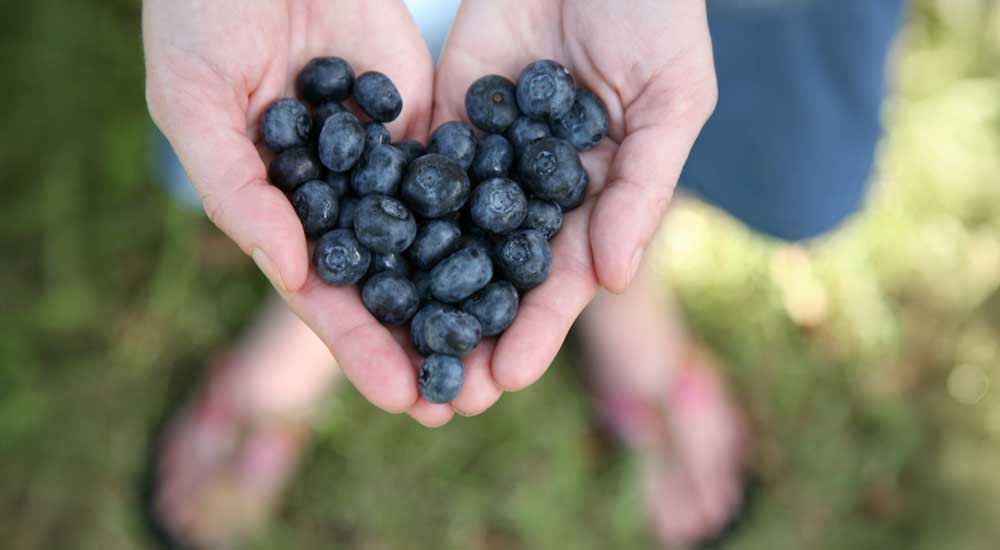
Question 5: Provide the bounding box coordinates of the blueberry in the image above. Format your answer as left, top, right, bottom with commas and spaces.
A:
394, 140, 426, 165
520, 199, 563, 240
430, 246, 493, 303
317, 111, 364, 172
400, 154, 471, 219
314, 229, 371, 286
412, 270, 433, 303
324, 171, 349, 198
518, 137, 585, 201
350, 143, 406, 196
465, 75, 518, 133
462, 234, 493, 255
462, 281, 519, 336
428, 121, 477, 170
353, 194, 417, 254
515, 60, 575, 120
556, 169, 588, 212
361, 272, 419, 325
296, 56, 354, 104
261, 98, 311, 153
292, 180, 340, 238
311, 102, 347, 142
418, 354, 464, 404
506, 116, 551, 156
549, 89, 610, 151
406, 219, 462, 270
268, 147, 321, 192
354, 71, 403, 122
494, 229, 552, 290
470, 134, 514, 182
368, 251, 411, 277
469, 177, 528, 235
363, 122, 391, 153
336, 196, 359, 229
411, 302, 451, 355
423, 310, 482, 355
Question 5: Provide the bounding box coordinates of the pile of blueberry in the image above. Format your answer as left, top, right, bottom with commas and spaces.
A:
262, 57, 608, 404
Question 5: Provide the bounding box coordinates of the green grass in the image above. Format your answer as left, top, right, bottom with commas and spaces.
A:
2, 1, 1000, 549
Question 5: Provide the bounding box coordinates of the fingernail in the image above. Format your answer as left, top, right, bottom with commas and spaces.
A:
251, 248, 287, 293
627, 247, 645, 288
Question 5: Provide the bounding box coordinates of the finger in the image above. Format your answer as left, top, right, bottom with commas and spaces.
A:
148, 75, 309, 293
589, 86, 716, 294
279, 272, 418, 413
450, 338, 503, 416
491, 201, 600, 391
407, 399, 455, 427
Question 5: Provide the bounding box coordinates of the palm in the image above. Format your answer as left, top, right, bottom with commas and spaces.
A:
430, 0, 716, 414
145, 0, 440, 418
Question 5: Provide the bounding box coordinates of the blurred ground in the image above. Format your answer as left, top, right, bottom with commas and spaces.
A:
2, 1, 1000, 549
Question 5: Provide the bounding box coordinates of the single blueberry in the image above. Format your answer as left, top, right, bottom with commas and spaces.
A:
353, 194, 417, 254
406, 219, 463, 270
462, 281, 519, 336
506, 116, 551, 157
297, 56, 354, 104
317, 111, 364, 172
470, 134, 514, 182
428, 121, 477, 170
556, 169, 588, 212
469, 177, 528, 235
336, 196, 359, 229
268, 147, 321, 192
314, 229, 371, 286
423, 310, 482, 356
261, 98, 311, 153
494, 229, 552, 290
363, 121, 391, 153
465, 75, 518, 133
411, 302, 451, 355
418, 354, 464, 403
520, 199, 563, 240
412, 270, 433, 303
400, 154, 471, 219
292, 180, 340, 238
354, 71, 403, 122
518, 137, 585, 201
368, 251, 411, 277
324, 171, 349, 198
549, 89, 610, 151
429, 246, 493, 303
515, 60, 575, 120
394, 140, 426, 165
350, 143, 406, 196
362, 272, 419, 325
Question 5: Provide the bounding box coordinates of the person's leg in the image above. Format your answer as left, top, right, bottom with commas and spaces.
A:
152, 297, 339, 548
580, 0, 906, 546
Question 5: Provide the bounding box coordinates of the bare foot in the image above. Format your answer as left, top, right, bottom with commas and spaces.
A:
152, 358, 310, 548
582, 284, 748, 548
150, 299, 338, 548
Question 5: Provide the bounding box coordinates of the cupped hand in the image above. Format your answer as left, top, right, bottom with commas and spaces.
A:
144, 0, 441, 419
425, 0, 718, 419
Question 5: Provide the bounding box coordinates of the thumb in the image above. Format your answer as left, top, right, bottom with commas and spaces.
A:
148, 81, 309, 293
589, 87, 716, 293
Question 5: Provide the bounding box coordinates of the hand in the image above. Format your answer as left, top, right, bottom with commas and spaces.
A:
429, 0, 717, 415
144, 0, 440, 418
